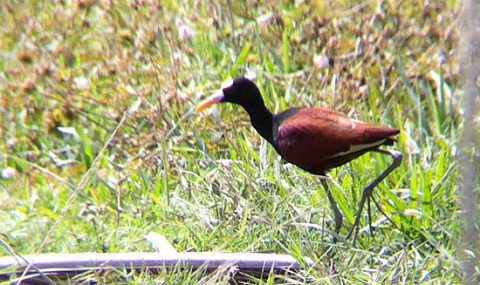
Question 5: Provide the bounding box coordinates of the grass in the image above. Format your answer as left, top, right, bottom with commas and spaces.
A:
0, 0, 463, 283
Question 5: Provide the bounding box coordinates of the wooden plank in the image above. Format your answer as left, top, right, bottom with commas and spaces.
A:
0, 252, 315, 282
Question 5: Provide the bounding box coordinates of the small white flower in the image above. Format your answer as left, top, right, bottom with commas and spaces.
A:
257, 13, 274, 28
219, 159, 234, 170
1, 167, 17, 180
6, 138, 17, 147
177, 21, 195, 41
173, 52, 182, 62
314, 55, 330, 70
125, 85, 137, 96
73, 76, 90, 90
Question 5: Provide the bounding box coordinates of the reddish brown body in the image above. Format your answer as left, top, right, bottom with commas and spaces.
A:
273, 108, 399, 174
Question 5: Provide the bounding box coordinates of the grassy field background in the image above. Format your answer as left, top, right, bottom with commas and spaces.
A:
0, 0, 462, 283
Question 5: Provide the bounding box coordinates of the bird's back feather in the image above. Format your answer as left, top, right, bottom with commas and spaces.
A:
273, 108, 399, 174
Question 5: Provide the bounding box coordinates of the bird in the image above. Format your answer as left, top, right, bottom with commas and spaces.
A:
196, 76, 402, 245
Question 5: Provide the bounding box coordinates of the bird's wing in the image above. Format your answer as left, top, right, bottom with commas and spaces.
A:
275, 108, 398, 170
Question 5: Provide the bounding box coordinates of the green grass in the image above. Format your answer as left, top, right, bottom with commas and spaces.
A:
0, 0, 462, 283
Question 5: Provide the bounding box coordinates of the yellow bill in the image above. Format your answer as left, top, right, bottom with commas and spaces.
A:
196, 91, 224, 113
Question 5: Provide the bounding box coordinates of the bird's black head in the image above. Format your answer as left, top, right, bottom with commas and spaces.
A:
196, 76, 275, 144
196, 76, 265, 113
221, 77, 264, 108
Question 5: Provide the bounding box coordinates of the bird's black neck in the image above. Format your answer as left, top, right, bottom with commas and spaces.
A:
243, 103, 274, 145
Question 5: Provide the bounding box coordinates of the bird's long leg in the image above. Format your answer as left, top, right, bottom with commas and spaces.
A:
347, 149, 402, 246
320, 173, 343, 242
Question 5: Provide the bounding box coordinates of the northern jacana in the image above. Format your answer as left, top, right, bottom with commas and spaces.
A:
197, 77, 402, 244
